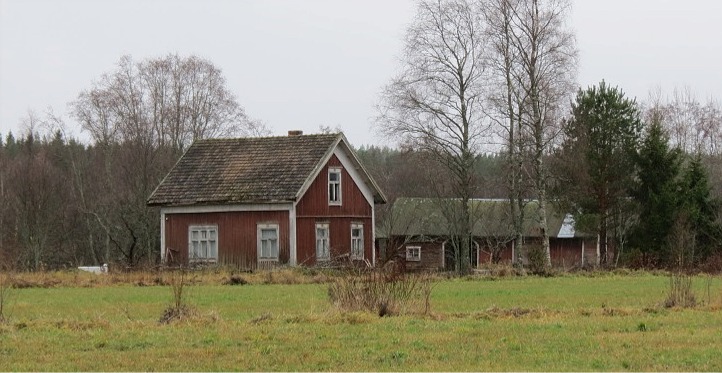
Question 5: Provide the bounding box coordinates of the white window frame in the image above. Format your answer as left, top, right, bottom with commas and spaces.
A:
350, 223, 364, 260
406, 246, 421, 262
188, 225, 218, 263
328, 167, 342, 205
316, 223, 330, 261
257, 223, 280, 262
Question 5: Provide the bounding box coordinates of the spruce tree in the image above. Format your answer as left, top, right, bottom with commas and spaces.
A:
678, 154, 722, 264
631, 116, 682, 266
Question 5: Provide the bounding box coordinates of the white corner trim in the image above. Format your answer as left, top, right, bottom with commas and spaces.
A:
295, 137, 340, 202
294, 136, 379, 206
290, 202, 297, 266
161, 203, 293, 215
371, 203, 376, 267
333, 147, 375, 207
160, 211, 166, 263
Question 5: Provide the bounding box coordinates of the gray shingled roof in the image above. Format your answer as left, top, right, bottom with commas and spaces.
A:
378, 198, 591, 239
148, 133, 384, 206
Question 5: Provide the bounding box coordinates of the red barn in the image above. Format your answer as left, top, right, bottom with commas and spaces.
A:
377, 198, 601, 271
147, 132, 386, 269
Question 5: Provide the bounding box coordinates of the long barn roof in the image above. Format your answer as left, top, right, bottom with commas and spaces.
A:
379, 198, 591, 239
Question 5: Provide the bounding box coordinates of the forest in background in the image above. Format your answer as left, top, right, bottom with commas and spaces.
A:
0, 119, 719, 271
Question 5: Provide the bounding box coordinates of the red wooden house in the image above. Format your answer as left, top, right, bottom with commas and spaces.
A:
147, 132, 386, 269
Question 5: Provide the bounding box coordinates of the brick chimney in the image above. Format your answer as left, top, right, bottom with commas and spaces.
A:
288, 130, 303, 136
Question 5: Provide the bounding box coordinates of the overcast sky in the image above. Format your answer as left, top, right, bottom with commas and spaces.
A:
1, 0, 721, 148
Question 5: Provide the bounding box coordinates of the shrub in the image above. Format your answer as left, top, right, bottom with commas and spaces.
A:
476, 263, 526, 277
526, 245, 550, 276
664, 271, 696, 308
223, 275, 248, 286
159, 268, 198, 324
327, 268, 434, 316
0, 270, 12, 323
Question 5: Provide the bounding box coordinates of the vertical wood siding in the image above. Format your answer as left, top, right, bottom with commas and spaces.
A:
296, 155, 372, 217
296, 217, 373, 265
385, 235, 596, 269
477, 241, 514, 265
385, 239, 445, 272
551, 237, 605, 268
296, 154, 374, 265
164, 210, 289, 269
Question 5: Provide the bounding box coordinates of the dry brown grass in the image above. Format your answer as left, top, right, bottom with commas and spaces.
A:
5, 267, 336, 288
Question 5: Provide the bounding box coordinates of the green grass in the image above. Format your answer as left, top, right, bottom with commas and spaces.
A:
1, 273, 721, 371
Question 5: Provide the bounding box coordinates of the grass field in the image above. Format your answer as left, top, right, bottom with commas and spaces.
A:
0, 271, 721, 371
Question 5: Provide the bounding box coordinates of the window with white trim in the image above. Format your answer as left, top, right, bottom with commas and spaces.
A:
189, 225, 218, 262
328, 167, 342, 205
316, 223, 330, 261
406, 246, 421, 262
350, 223, 364, 259
257, 223, 279, 261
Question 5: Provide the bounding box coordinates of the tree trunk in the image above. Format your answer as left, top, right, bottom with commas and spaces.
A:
536, 173, 551, 268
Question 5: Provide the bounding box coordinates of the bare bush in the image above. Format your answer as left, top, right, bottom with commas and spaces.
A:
328, 268, 435, 317
664, 215, 698, 308
0, 270, 12, 323
159, 268, 197, 324
664, 272, 696, 308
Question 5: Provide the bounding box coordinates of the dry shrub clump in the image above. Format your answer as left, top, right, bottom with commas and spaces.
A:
159, 269, 199, 324
663, 214, 698, 309
159, 304, 198, 324
664, 271, 697, 308
223, 275, 248, 286
256, 268, 331, 285
0, 270, 13, 323
327, 266, 435, 317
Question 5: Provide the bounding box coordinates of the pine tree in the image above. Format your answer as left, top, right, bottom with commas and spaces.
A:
558, 81, 642, 265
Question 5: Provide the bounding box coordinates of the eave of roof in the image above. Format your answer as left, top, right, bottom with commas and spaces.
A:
147, 133, 387, 207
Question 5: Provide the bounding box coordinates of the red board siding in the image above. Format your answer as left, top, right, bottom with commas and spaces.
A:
164, 210, 289, 269
399, 241, 444, 272
296, 155, 372, 217
296, 217, 373, 265
295, 154, 374, 265
551, 237, 605, 268
477, 241, 514, 265
549, 237, 582, 267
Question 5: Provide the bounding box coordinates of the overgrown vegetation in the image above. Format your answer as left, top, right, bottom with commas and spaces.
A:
525, 245, 550, 276
328, 267, 434, 316
665, 272, 696, 308
158, 269, 196, 324
0, 269, 12, 323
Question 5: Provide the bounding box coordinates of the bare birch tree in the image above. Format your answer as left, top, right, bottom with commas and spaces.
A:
496, 0, 577, 267
377, 0, 489, 274
483, 0, 528, 259
70, 54, 267, 266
